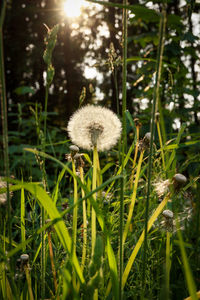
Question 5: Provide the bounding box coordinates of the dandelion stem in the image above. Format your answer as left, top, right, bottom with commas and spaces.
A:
24, 266, 34, 300
72, 158, 78, 288
166, 231, 171, 298
92, 146, 98, 256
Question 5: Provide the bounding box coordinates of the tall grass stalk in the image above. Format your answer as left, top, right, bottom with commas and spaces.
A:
119, 0, 128, 298
72, 158, 78, 289
130, 122, 140, 188
80, 166, 87, 271
156, 116, 166, 172
47, 229, 58, 297
142, 6, 166, 288
41, 24, 59, 299
21, 183, 26, 252
0, 1, 12, 252
24, 265, 34, 300
166, 231, 171, 298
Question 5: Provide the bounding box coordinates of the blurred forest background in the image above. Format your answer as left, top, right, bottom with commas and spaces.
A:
1, 0, 200, 179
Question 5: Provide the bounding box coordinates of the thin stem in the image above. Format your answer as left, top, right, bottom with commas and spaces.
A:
80, 166, 87, 271
47, 231, 58, 297
142, 6, 166, 289
166, 231, 171, 298
72, 159, 78, 255
119, 4, 128, 300
0, 1, 11, 252
24, 266, 34, 300
92, 146, 98, 256
119, 1, 128, 298
156, 120, 166, 172
130, 125, 140, 188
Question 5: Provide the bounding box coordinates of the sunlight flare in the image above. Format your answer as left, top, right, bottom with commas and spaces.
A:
63, 0, 86, 18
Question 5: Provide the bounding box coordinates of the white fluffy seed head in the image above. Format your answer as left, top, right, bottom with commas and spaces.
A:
153, 179, 170, 198
67, 105, 122, 151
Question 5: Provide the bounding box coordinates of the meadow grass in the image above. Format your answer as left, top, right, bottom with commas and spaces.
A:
0, 2, 200, 300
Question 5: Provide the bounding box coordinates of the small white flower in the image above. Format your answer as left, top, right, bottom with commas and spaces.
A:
67, 105, 122, 151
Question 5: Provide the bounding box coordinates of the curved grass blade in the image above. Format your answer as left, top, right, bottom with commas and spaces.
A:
122, 194, 169, 288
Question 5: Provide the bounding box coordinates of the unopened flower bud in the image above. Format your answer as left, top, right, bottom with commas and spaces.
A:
155, 112, 160, 122
162, 209, 173, 219
173, 173, 187, 184
69, 145, 79, 156
20, 254, 29, 264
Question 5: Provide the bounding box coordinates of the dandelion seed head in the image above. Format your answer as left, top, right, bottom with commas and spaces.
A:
67, 105, 122, 151
153, 179, 170, 198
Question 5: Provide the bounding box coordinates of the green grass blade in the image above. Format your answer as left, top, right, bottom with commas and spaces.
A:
176, 220, 198, 300
122, 194, 169, 288
165, 123, 187, 173
107, 237, 119, 300
20, 185, 26, 251
14, 182, 85, 284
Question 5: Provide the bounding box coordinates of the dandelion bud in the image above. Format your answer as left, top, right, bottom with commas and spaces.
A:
20, 254, 29, 265
173, 173, 187, 184
155, 112, 160, 122
162, 210, 174, 232
162, 209, 173, 219
69, 145, 79, 157
173, 173, 187, 191
134, 118, 142, 128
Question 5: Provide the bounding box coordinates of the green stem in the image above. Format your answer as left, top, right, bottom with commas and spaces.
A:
156, 120, 166, 172
166, 231, 171, 299
119, 1, 127, 298
0, 1, 12, 252
92, 146, 98, 256
72, 159, 78, 255
80, 167, 87, 271
25, 266, 34, 300
142, 6, 166, 289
